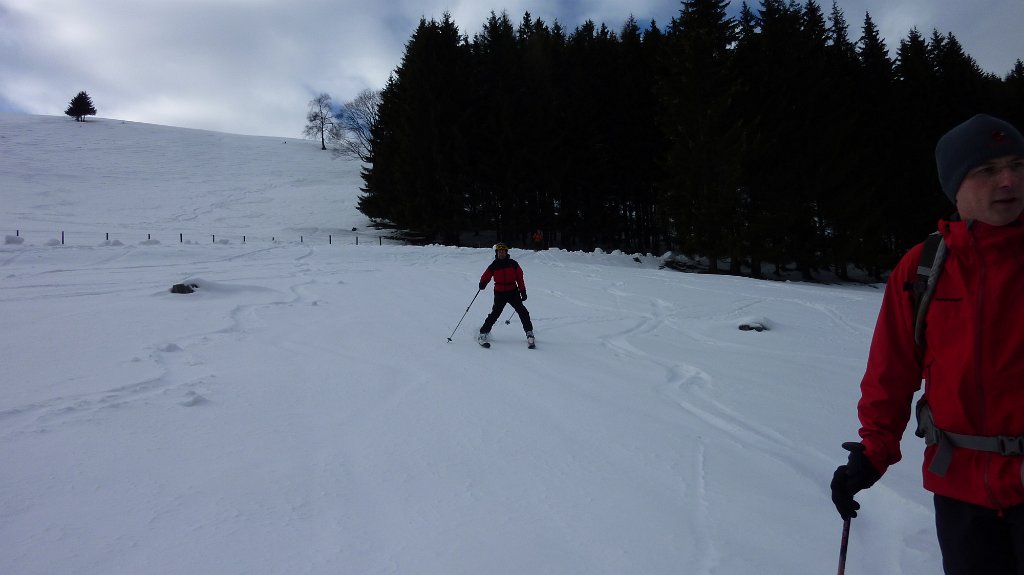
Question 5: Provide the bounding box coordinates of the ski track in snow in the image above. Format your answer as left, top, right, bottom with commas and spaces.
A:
0, 344, 212, 440
0, 247, 318, 439
588, 277, 861, 515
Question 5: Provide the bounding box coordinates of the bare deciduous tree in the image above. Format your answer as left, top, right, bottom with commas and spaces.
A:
332, 89, 381, 162
303, 93, 337, 150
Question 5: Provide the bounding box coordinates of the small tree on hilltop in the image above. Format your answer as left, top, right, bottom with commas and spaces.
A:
303, 93, 339, 150
65, 91, 97, 122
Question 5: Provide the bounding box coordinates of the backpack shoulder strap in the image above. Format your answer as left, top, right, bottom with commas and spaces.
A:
908, 232, 947, 348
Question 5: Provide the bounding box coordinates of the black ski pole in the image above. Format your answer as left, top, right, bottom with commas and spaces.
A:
503, 310, 515, 325
447, 289, 482, 342
837, 517, 851, 575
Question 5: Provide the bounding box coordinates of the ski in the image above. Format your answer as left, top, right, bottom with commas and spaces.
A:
480, 341, 491, 348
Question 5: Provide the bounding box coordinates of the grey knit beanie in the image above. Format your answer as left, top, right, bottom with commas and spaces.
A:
935, 113, 1024, 202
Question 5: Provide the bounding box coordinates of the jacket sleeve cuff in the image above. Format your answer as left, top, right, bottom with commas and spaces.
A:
861, 440, 896, 477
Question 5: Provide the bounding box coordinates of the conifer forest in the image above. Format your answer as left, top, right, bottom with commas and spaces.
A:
357, 0, 1024, 279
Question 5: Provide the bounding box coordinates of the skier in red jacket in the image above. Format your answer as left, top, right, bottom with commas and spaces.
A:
477, 243, 534, 347
831, 114, 1024, 574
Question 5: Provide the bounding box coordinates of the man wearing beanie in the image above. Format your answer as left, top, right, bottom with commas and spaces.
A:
831, 114, 1024, 574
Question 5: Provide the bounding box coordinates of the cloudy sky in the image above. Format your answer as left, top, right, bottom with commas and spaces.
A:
2, 0, 1021, 138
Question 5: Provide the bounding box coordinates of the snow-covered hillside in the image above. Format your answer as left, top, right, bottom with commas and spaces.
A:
0, 114, 938, 574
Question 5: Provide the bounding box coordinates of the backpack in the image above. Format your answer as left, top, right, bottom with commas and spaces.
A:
905, 231, 948, 348
906, 231, 956, 473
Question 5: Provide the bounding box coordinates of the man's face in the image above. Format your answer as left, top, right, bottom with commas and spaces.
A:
496, 249, 508, 259
955, 155, 1024, 226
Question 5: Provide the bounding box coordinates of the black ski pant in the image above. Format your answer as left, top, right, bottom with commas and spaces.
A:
935, 494, 1024, 575
480, 290, 532, 334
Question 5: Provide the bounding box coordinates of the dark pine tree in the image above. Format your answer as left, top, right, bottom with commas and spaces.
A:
658, 0, 737, 272
803, 0, 863, 278
1000, 60, 1024, 128
65, 91, 97, 122
358, 14, 472, 243
847, 12, 900, 275
890, 27, 950, 251
929, 30, 992, 125
513, 12, 567, 249
469, 11, 525, 244
740, 0, 811, 277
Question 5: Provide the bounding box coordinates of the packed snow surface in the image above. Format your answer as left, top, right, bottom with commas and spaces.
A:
0, 113, 939, 574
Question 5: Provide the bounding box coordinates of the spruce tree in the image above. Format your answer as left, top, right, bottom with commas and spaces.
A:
892, 28, 949, 249
64, 91, 97, 122
1001, 60, 1024, 127
358, 14, 471, 242
742, 0, 811, 277
658, 0, 737, 272
850, 13, 899, 274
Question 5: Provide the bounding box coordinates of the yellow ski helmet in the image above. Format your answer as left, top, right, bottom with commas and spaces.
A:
493, 242, 509, 251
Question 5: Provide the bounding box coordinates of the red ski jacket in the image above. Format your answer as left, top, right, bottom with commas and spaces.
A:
480, 258, 525, 294
857, 214, 1024, 509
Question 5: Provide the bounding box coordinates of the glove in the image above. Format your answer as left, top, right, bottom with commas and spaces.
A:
830, 442, 881, 520
479, 282, 487, 291
520, 291, 527, 301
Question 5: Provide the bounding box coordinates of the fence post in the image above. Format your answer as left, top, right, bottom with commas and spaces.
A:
243, 235, 246, 244
62, 231, 65, 245
106, 233, 109, 241
212, 234, 215, 243
180, 233, 183, 243
329, 235, 332, 245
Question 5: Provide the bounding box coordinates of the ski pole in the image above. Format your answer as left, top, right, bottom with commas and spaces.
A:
503, 310, 515, 325
837, 517, 851, 575
447, 289, 482, 342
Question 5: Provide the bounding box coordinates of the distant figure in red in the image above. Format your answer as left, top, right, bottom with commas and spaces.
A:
531, 228, 544, 250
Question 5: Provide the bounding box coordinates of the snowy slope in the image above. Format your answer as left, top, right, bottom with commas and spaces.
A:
0, 114, 939, 574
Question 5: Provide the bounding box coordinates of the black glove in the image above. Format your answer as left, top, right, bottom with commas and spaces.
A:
831, 442, 881, 520
479, 282, 487, 291
520, 291, 527, 301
